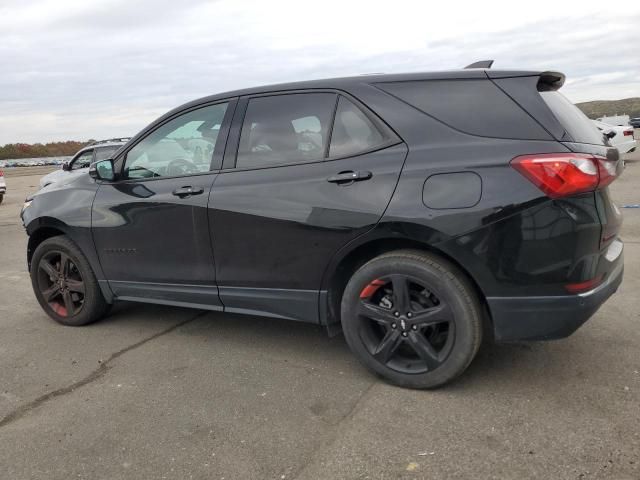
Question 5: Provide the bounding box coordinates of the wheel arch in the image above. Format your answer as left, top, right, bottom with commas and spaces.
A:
26, 218, 71, 268
320, 232, 492, 338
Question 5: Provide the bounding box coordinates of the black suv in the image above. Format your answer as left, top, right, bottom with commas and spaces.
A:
22, 64, 624, 388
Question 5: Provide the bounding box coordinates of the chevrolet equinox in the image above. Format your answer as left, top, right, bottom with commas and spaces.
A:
22, 63, 624, 388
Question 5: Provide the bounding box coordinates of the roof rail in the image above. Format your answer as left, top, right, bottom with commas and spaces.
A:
465, 60, 494, 69
89, 137, 132, 146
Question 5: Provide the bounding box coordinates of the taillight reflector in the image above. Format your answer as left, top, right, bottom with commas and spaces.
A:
565, 275, 603, 294
512, 153, 616, 198
0, 170, 4, 177
623, 130, 633, 136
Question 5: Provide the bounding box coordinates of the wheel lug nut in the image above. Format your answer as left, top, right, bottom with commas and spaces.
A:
394, 311, 400, 317
402, 332, 408, 337
391, 323, 396, 329
407, 312, 412, 318
412, 325, 417, 331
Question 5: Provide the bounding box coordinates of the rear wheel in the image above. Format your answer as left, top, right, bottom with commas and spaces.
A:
30, 236, 109, 326
0, 193, 4, 204
341, 250, 482, 389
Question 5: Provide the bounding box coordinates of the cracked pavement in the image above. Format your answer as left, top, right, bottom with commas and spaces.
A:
1, 151, 639, 479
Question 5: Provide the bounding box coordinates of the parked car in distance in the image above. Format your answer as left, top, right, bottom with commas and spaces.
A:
38, 138, 130, 189
0, 169, 5, 204
592, 120, 637, 153
21, 63, 624, 388
630, 117, 640, 129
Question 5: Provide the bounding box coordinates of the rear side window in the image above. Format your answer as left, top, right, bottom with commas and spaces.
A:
329, 96, 386, 157
95, 146, 120, 161
377, 79, 550, 140
540, 91, 604, 145
236, 93, 335, 168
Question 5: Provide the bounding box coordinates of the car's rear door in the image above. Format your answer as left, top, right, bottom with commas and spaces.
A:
208, 91, 407, 322
92, 100, 235, 308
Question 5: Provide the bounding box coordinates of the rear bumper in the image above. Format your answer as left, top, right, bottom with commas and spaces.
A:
487, 253, 624, 342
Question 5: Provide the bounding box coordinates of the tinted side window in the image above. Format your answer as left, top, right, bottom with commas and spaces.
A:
125, 102, 228, 179
236, 93, 335, 169
329, 96, 385, 157
377, 79, 551, 140
72, 150, 93, 170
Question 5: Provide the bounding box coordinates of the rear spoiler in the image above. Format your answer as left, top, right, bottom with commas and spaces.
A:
537, 71, 565, 91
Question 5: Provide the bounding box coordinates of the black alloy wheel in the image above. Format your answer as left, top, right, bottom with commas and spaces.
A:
341, 250, 482, 389
357, 274, 455, 374
36, 250, 86, 317
30, 235, 109, 326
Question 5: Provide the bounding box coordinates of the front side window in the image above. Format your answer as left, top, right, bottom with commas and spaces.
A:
72, 150, 93, 170
329, 96, 386, 157
236, 93, 335, 169
124, 102, 228, 179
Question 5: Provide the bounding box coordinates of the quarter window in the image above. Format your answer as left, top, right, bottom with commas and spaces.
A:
124, 102, 228, 179
236, 93, 335, 169
329, 96, 385, 157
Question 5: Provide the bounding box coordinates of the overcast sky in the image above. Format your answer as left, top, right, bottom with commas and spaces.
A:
1, 0, 639, 144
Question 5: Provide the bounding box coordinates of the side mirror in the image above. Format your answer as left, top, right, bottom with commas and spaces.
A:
605, 130, 617, 140
89, 159, 116, 181
62, 161, 71, 171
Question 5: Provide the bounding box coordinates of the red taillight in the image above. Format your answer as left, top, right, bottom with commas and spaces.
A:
0, 170, 4, 177
623, 130, 633, 137
512, 153, 616, 198
565, 275, 603, 294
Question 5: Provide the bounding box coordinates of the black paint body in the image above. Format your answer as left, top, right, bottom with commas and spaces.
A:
23, 68, 623, 341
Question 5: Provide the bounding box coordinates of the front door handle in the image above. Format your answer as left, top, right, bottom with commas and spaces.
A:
327, 171, 372, 185
172, 186, 204, 198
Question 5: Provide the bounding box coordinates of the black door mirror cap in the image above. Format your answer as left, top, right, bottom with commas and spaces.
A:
89, 158, 116, 181
61, 161, 71, 171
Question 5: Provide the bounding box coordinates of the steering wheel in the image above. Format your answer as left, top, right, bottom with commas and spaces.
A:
166, 158, 199, 176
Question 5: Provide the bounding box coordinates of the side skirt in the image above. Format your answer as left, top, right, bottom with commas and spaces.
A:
109, 281, 323, 324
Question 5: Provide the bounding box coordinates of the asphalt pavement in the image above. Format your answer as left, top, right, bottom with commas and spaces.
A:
0, 148, 639, 479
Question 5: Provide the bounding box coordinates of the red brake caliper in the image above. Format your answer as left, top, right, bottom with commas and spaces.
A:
50, 302, 68, 316
360, 279, 385, 299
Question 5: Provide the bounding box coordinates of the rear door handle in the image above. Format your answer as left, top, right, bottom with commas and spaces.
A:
327, 171, 372, 184
172, 186, 204, 198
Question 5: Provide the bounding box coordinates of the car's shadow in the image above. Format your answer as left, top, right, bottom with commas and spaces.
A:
100, 302, 603, 391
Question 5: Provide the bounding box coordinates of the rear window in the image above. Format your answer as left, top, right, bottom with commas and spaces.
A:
539, 91, 604, 145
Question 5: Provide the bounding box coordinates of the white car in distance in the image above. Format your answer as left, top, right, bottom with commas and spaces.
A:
592, 120, 636, 154
39, 138, 129, 189
0, 169, 6, 204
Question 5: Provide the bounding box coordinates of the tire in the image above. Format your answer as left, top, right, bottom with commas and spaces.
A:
30, 235, 109, 326
341, 249, 482, 389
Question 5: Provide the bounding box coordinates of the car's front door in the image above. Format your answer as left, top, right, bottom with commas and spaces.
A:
209, 92, 407, 322
92, 100, 235, 308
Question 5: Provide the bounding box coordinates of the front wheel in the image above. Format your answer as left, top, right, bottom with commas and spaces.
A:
341, 250, 482, 389
30, 235, 110, 326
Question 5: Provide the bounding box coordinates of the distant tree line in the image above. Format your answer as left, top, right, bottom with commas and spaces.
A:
576, 97, 640, 120
0, 140, 93, 160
